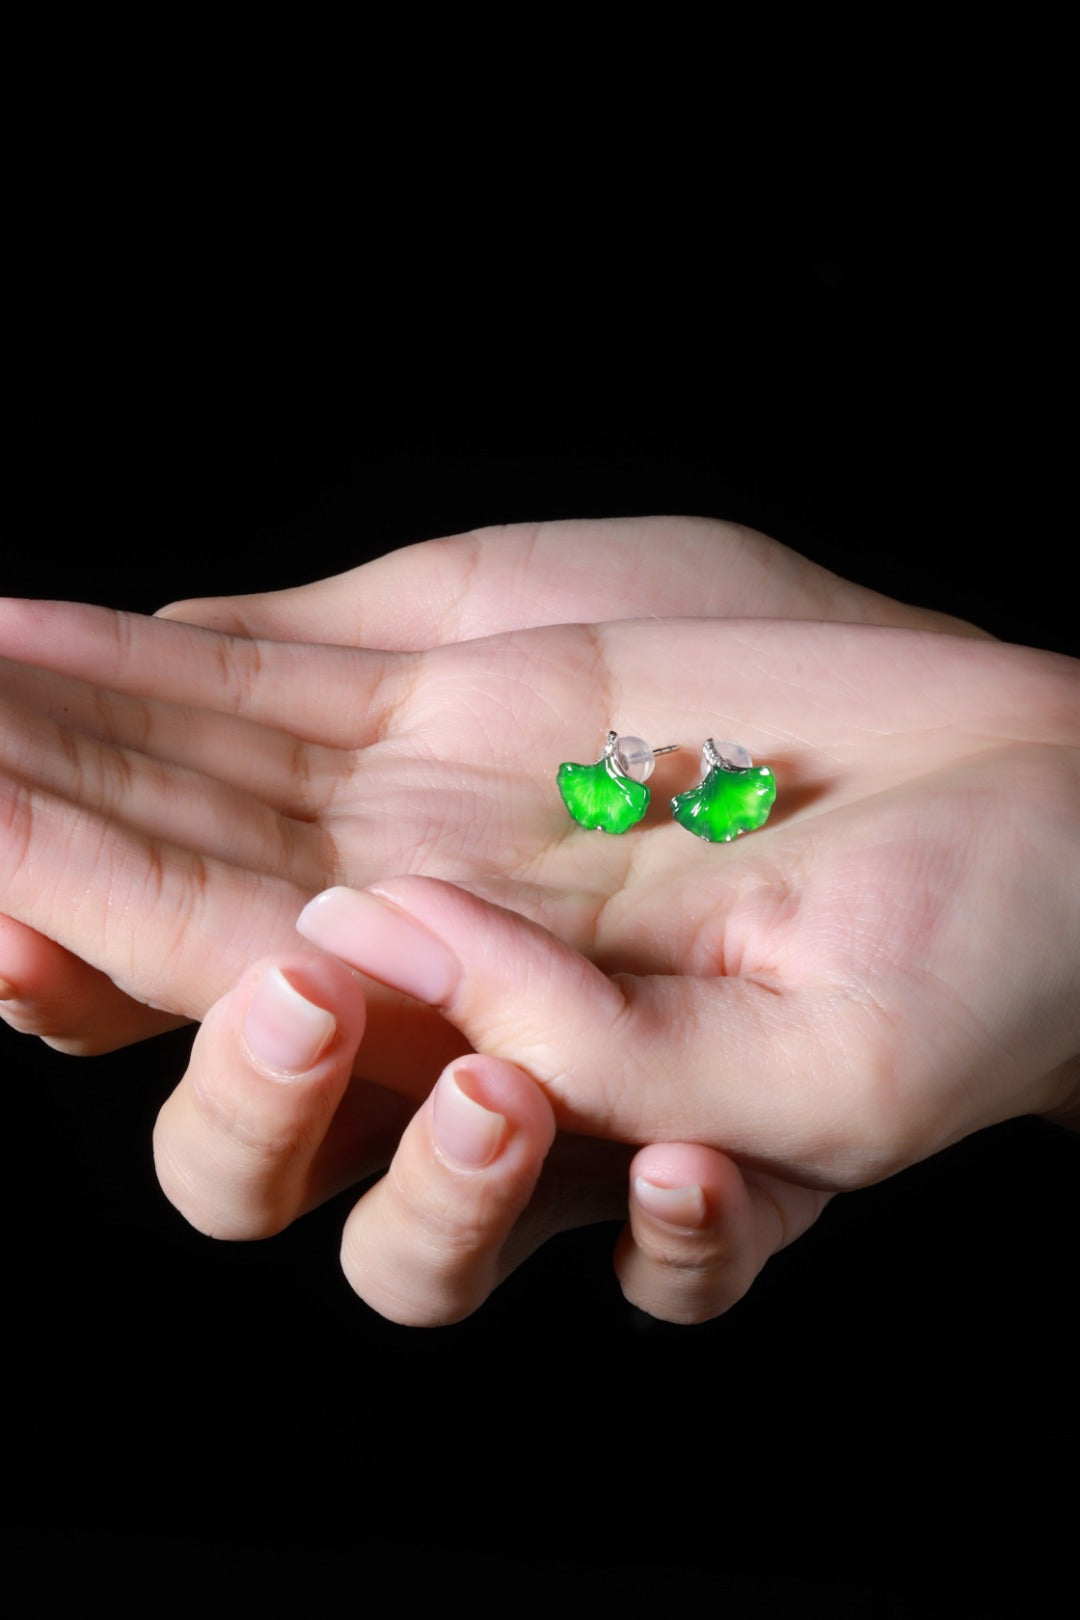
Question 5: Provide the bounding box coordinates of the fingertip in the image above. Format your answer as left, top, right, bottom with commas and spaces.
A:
238, 953, 367, 1077
431, 1064, 507, 1168
242, 966, 336, 1076
631, 1175, 707, 1230
340, 1055, 556, 1325
154, 953, 368, 1240
616, 1144, 756, 1325
296, 885, 461, 1007
431, 1055, 557, 1170
630, 1142, 748, 1224
0, 911, 73, 1000
0, 912, 188, 1052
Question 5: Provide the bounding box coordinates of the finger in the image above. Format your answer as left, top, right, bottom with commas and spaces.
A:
615, 1144, 830, 1324
0, 653, 344, 821
0, 768, 465, 1088
0, 599, 404, 749
0, 692, 330, 888
154, 953, 376, 1238
156, 519, 989, 647
0, 913, 186, 1053
0, 612, 1047, 810
294, 878, 862, 1181
0, 762, 315, 1016
339, 1053, 556, 1325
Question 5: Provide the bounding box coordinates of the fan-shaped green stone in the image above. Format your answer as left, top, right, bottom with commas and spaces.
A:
671, 764, 776, 842
558, 757, 650, 833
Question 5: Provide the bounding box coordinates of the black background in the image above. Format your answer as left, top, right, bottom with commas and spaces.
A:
10, 244, 1076, 1594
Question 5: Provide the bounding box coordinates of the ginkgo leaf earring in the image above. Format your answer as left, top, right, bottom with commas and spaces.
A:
670, 739, 776, 842
558, 731, 679, 833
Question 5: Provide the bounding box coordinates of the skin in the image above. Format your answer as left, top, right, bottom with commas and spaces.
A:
1, 519, 1076, 1322
0, 517, 990, 1055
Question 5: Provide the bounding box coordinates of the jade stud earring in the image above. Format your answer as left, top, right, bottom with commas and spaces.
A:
558, 731, 679, 833
670, 739, 776, 842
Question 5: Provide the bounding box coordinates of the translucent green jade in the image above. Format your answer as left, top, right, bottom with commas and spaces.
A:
557, 757, 650, 833
671, 762, 776, 842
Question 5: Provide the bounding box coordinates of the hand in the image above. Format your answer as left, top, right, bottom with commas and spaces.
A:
153, 667, 1080, 1319
154, 514, 985, 648
4, 518, 910, 1323
2, 520, 1074, 1321
0, 516, 988, 1055
152, 950, 827, 1325
1, 566, 1075, 1161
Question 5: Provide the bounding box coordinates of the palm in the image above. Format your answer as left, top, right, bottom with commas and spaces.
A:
2, 584, 1075, 1179
7, 513, 928, 1060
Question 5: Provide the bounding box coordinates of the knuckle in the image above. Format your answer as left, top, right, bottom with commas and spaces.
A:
212, 633, 263, 713
339, 1229, 492, 1327
188, 1061, 307, 1165
0, 776, 35, 885
338, 1158, 507, 1326
152, 1114, 298, 1241
616, 1223, 756, 1326
620, 1259, 749, 1326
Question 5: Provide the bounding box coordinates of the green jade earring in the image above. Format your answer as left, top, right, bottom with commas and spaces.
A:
558, 731, 679, 833
671, 739, 776, 842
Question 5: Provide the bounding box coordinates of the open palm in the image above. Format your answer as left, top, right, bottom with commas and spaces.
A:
0, 516, 976, 1060
1, 520, 1075, 1194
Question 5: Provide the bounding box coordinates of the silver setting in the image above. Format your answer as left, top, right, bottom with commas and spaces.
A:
703, 738, 753, 773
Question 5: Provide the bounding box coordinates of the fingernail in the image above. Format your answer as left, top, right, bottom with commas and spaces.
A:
0, 976, 17, 1001
243, 967, 336, 1077
633, 1177, 706, 1229
432, 1063, 507, 1169
296, 887, 459, 1005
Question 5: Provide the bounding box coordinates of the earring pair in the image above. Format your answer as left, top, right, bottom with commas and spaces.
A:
557, 731, 776, 842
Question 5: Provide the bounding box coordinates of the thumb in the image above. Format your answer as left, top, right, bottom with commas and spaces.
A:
295, 878, 860, 1184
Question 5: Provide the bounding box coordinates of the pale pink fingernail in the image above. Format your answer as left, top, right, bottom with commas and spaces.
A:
432, 1063, 507, 1169
296, 887, 459, 1005
243, 967, 336, 1077
633, 1176, 706, 1229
